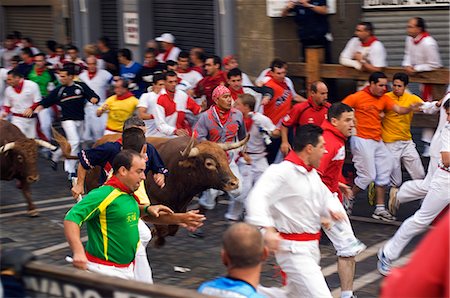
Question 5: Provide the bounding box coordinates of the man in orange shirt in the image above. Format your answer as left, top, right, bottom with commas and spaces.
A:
342, 72, 419, 222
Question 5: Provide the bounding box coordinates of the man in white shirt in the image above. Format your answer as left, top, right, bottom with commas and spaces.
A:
2, 70, 41, 138
176, 51, 203, 90
137, 73, 166, 137
155, 33, 181, 63
402, 17, 443, 157
153, 71, 201, 137
79, 56, 113, 141
339, 22, 387, 73
246, 124, 345, 298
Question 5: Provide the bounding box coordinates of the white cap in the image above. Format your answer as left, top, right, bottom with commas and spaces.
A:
155, 33, 175, 44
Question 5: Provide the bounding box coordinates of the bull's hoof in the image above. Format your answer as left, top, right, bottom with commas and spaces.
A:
152, 236, 166, 248
27, 209, 40, 217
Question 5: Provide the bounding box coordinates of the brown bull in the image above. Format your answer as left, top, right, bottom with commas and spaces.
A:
55, 130, 248, 246
0, 120, 57, 216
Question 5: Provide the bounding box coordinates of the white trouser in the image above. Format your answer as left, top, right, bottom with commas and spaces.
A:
397, 156, 439, 204
273, 240, 332, 298
134, 219, 153, 284
323, 195, 361, 257
226, 156, 269, 220
62, 120, 84, 174
384, 167, 450, 261
421, 128, 435, 144
385, 140, 425, 187
11, 116, 36, 139
37, 108, 54, 141
87, 261, 134, 280
350, 136, 393, 189
199, 159, 242, 213
83, 104, 107, 141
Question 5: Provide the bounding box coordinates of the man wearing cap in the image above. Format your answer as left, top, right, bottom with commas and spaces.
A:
193, 85, 247, 230
155, 33, 181, 63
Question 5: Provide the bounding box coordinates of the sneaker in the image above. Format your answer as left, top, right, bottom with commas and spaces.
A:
367, 182, 376, 206
388, 187, 400, 216
343, 197, 354, 216
377, 248, 392, 276
372, 209, 396, 222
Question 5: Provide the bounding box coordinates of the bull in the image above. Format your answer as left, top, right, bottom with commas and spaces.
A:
54, 130, 248, 246
0, 120, 58, 216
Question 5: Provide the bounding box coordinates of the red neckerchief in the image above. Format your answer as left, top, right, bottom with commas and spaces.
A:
104, 176, 140, 202
162, 45, 174, 62
321, 119, 347, 141
269, 74, 289, 90
307, 96, 324, 111
362, 86, 384, 98
244, 116, 253, 131
14, 80, 24, 93
361, 36, 378, 47
88, 71, 97, 80
117, 91, 134, 101
214, 105, 231, 126
413, 32, 430, 45
35, 66, 46, 76
229, 87, 244, 100
284, 150, 314, 172
144, 61, 157, 68
177, 67, 190, 74
191, 66, 204, 75
167, 89, 176, 100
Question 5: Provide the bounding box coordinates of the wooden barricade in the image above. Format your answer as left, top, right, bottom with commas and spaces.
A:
21, 261, 211, 298
288, 48, 449, 128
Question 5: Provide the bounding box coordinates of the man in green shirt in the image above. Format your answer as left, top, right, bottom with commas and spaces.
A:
65, 150, 174, 279
28, 52, 59, 142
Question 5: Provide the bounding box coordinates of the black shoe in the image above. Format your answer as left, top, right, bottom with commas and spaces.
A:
49, 160, 58, 171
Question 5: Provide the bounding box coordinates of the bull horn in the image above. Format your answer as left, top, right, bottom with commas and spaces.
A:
34, 139, 57, 151
0, 142, 15, 154
180, 135, 199, 158
218, 134, 250, 151
51, 127, 78, 159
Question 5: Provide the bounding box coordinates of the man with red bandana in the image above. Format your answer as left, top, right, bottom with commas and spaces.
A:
194, 55, 228, 108
153, 71, 201, 137
280, 80, 330, 156
339, 22, 386, 73
135, 48, 165, 96
193, 85, 246, 232
342, 72, 420, 222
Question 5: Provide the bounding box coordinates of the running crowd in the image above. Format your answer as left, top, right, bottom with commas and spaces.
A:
0, 14, 449, 298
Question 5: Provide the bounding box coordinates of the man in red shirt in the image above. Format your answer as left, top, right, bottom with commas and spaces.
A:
318, 103, 366, 298
281, 80, 330, 156
195, 55, 228, 109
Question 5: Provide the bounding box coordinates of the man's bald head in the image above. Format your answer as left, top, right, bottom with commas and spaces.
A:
222, 223, 265, 269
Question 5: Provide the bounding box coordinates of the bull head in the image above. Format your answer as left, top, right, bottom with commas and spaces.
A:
179, 134, 250, 159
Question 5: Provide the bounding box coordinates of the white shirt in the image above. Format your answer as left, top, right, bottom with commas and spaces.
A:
79, 69, 113, 103
137, 91, 160, 137
156, 46, 181, 63
4, 80, 42, 114
339, 37, 387, 70
246, 160, 339, 233
244, 112, 276, 156
177, 70, 203, 89
429, 93, 450, 159
153, 89, 197, 137
402, 35, 442, 72
0, 68, 9, 106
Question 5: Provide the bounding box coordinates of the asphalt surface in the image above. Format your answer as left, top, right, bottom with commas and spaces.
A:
0, 155, 427, 297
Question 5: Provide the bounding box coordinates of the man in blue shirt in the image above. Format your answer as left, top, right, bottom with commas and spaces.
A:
198, 223, 268, 298
118, 48, 142, 97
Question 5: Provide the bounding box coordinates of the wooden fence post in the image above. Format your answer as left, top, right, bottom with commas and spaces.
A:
305, 47, 324, 95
